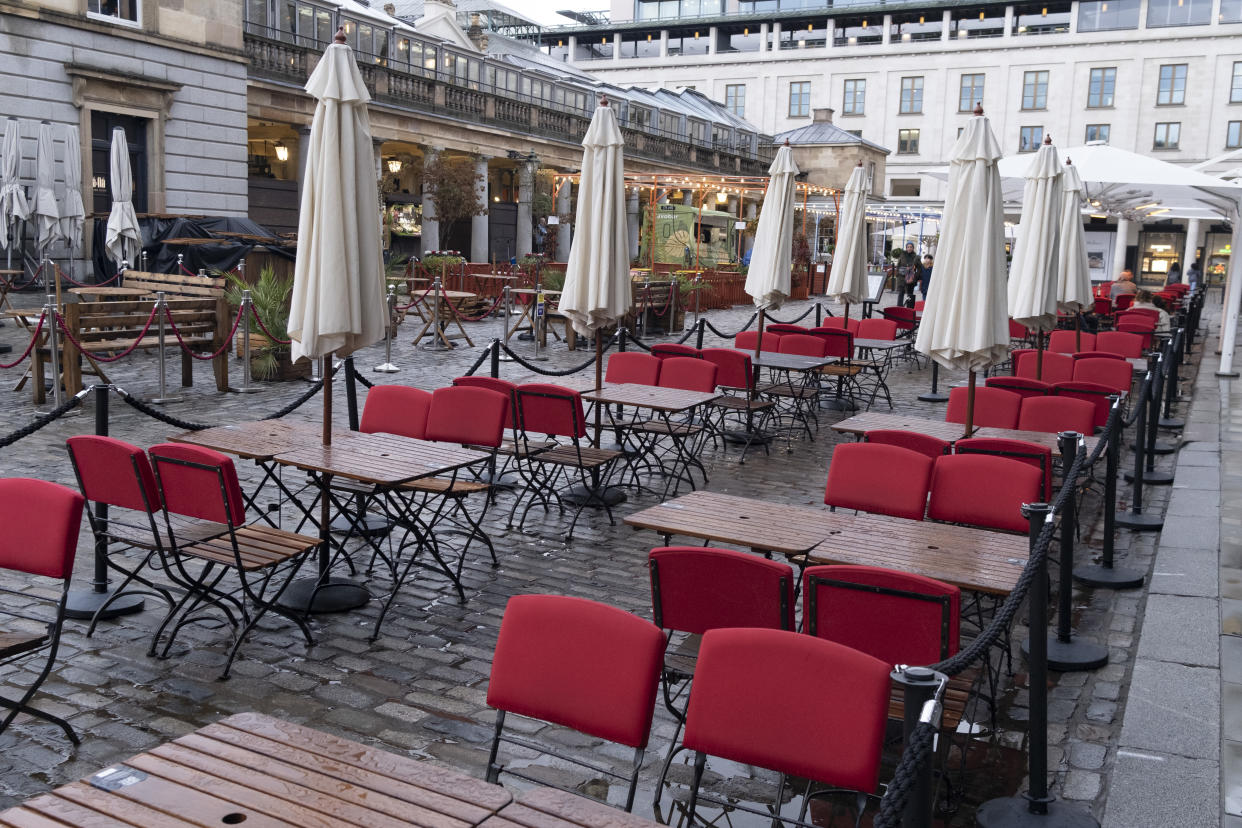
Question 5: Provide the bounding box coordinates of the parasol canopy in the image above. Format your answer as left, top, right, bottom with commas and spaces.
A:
1006, 137, 1063, 333
32, 121, 60, 256
825, 162, 869, 307
59, 124, 85, 255
105, 127, 141, 267
1057, 160, 1092, 313
744, 143, 799, 311
0, 117, 29, 251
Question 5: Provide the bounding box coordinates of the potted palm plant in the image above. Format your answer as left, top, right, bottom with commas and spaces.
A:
225, 266, 309, 381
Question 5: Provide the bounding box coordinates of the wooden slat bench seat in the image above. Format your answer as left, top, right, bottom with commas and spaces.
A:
120, 270, 227, 299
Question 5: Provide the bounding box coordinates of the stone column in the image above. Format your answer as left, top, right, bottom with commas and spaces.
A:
771, 21, 781, 50
557, 177, 572, 261
1111, 217, 1130, 279
1069, 0, 1080, 33
659, 30, 668, 58
421, 146, 441, 254
516, 156, 535, 259
1003, 5, 1014, 36
942, 10, 952, 40
627, 188, 640, 262
471, 155, 490, 263
1183, 218, 1202, 271
708, 26, 718, 54
882, 14, 892, 44
759, 23, 768, 52
613, 32, 622, 62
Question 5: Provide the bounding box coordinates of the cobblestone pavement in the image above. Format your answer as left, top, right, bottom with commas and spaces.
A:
0, 290, 1193, 825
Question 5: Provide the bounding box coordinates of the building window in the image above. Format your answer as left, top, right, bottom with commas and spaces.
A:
637, 0, 722, 19
1232, 63, 1242, 103
1222, 0, 1242, 22
890, 179, 922, 197
725, 84, 746, 117
92, 113, 148, 214
1147, 0, 1211, 26
1088, 68, 1116, 108
1229, 121, 1242, 149
899, 77, 924, 114
959, 73, 985, 112
957, 126, 965, 139
1019, 125, 1044, 152
842, 79, 865, 115
88, 0, 139, 23
1157, 64, 1187, 105
788, 81, 811, 117
897, 128, 920, 154
1078, 0, 1140, 30
1022, 71, 1049, 110
1086, 124, 1111, 143
1154, 122, 1181, 149
846, 129, 863, 138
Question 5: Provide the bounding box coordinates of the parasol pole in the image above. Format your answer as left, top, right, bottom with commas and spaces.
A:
1076, 314, 1082, 352
751, 308, 767, 401
964, 369, 976, 438
321, 354, 332, 445
1036, 330, 1045, 380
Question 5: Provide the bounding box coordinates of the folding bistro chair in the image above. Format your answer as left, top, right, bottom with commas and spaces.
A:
985, 375, 1052, 400
1014, 351, 1074, 384
945, 386, 1021, 430
1053, 381, 1116, 431
735, 330, 782, 352
651, 343, 701, 360
927, 454, 1043, 534
863, 429, 951, 458
147, 444, 318, 679
824, 442, 933, 521
0, 479, 84, 745
677, 628, 891, 827
701, 347, 777, 462
486, 595, 664, 811
453, 376, 522, 489
955, 437, 1054, 501
1073, 357, 1133, 393
1017, 396, 1096, 435
1048, 330, 1095, 354
1096, 331, 1144, 358
508, 383, 624, 539
625, 357, 718, 496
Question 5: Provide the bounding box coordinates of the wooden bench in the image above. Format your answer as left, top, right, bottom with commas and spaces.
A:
121, 270, 227, 299
33, 298, 230, 402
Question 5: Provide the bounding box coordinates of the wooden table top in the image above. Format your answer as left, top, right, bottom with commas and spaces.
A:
170, 420, 318, 461
854, 338, 908, 351
626, 490, 1026, 595
482, 788, 662, 828
509, 288, 563, 296
412, 288, 477, 300
0, 711, 512, 828
69, 286, 153, 299
274, 430, 489, 485
971, 426, 1100, 456
581, 383, 719, 413
473, 274, 518, 280
750, 352, 838, 371
831, 412, 972, 442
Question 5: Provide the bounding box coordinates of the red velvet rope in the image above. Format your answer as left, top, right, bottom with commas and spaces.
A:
56, 305, 160, 363
52, 263, 123, 289
249, 306, 291, 345
164, 304, 245, 361
0, 312, 46, 368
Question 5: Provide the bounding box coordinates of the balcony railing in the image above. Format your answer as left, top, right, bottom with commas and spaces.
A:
243, 30, 769, 175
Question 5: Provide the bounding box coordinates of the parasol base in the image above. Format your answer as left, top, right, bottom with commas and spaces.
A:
1215, 370, 1240, 378
0, 343, 11, 353
420, 341, 456, 352
917, 391, 949, 403
1115, 511, 1164, 531
64, 589, 144, 621
1123, 469, 1175, 485
277, 577, 370, 614
1158, 417, 1185, 430
330, 513, 391, 537
373, 363, 399, 373
1021, 635, 1109, 672
976, 796, 1098, 828
821, 397, 857, 412
562, 484, 627, 507
1129, 438, 1177, 455
1073, 563, 1145, 589
149, 395, 184, 405
722, 429, 775, 446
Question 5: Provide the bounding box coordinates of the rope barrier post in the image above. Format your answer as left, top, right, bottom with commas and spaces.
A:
918, 361, 949, 403
619, 327, 627, 352
176, 253, 184, 273
815, 301, 822, 327
1117, 371, 1163, 531
1160, 328, 1185, 429
44, 294, 63, 412
1076, 398, 1145, 589
140, 250, 147, 273
977, 504, 1099, 828
695, 317, 705, 350
64, 385, 146, 621
532, 277, 548, 362
490, 338, 500, 378
374, 285, 399, 373
237, 289, 261, 394
1138, 352, 1178, 475
498, 285, 512, 362
150, 291, 182, 404
891, 665, 943, 828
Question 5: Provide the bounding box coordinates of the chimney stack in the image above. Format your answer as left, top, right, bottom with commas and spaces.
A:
812, 107, 835, 123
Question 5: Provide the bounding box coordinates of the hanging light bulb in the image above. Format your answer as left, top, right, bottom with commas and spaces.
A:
273, 142, 289, 162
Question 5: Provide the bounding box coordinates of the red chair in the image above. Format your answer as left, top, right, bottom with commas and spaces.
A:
1117, 309, 1158, 327
360, 384, 431, 439
1073, 357, 1132, 393
1008, 319, 1033, 344
486, 595, 664, 811
1052, 381, 1117, 431
815, 317, 860, 334
509, 384, 623, 538
863, 429, 951, 458
658, 356, 717, 392
986, 375, 1052, 400
1092, 297, 1112, 318
927, 454, 1043, 533
824, 442, 932, 521
945, 386, 1021, 429
66, 435, 178, 635
778, 333, 830, 358
700, 348, 777, 462
765, 323, 809, 335
1009, 347, 1036, 372
1114, 293, 1135, 310
454, 376, 517, 426
1015, 350, 1074, 384
914, 300, 925, 311
1072, 350, 1127, 362
0, 479, 84, 744
1096, 331, 1144, 358
680, 629, 890, 823
1017, 396, 1097, 435
956, 437, 1054, 500
882, 305, 917, 335
652, 343, 701, 360
1117, 322, 1154, 350
856, 318, 898, 340
147, 444, 318, 678
605, 352, 661, 385
735, 330, 782, 352
1048, 330, 1095, 353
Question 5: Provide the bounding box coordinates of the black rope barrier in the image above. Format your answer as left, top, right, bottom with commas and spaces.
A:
116, 388, 214, 431
260, 373, 329, 420
1124, 373, 1153, 429
676, 325, 698, 345
702, 311, 759, 341
623, 334, 653, 352
498, 337, 618, 376
763, 305, 817, 325
351, 366, 375, 389
874, 721, 938, 828
463, 343, 492, 377
0, 391, 87, 449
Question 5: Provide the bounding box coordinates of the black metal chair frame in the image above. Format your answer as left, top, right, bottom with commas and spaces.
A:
0, 576, 78, 744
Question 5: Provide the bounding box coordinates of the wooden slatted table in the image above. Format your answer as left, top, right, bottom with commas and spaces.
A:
831, 411, 973, 442
971, 426, 1100, 457
625, 490, 1027, 596
0, 712, 512, 827
580, 383, 719, 414
171, 420, 318, 461
482, 787, 662, 828
274, 431, 489, 486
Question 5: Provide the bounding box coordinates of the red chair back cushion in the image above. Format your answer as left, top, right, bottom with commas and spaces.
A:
1018, 396, 1097, 435
515, 384, 587, 439
360, 385, 432, 439
683, 628, 890, 793
66, 435, 161, 513
1052, 381, 1115, 430
765, 323, 809, 335
658, 357, 718, 393
1047, 330, 1095, 353
985, 376, 1052, 400
945, 387, 1021, 429
651, 343, 700, 360
605, 353, 661, 386
856, 319, 897, 341
1073, 357, 1132, 393
778, 334, 829, 358
824, 443, 932, 521
735, 331, 782, 352
0, 479, 83, 579
1014, 351, 1074, 384
148, 444, 247, 526
927, 454, 1043, 533
649, 546, 795, 634
700, 348, 752, 390
426, 386, 508, 448
863, 429, 950, 458
955, 437, 1053, 501
454, 376, 518, 429
487, 595, 664, 749
1096, 331, 1143, 358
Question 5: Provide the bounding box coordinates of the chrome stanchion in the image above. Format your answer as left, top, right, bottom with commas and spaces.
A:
238, 289, 261, 394
150, 291, 182, 404
139, 251, 148, 273
42, 295, 63, 413
176, 253, 184, 272
498, 285, 513, 362
532, 278, 548, 361
374, 285, 399, 373
421, 277, 452, 351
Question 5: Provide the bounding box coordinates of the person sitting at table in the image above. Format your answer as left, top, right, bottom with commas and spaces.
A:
1108, 269, 1138, 301
1131, 289, 1171, 333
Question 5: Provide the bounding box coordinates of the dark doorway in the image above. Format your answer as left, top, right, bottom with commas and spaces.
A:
91, 112, 148, 215
489, 202, 517, 263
